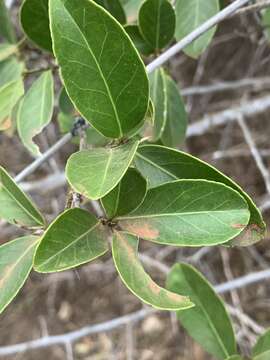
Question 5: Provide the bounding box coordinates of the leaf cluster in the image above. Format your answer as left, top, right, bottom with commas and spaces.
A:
0, 1, 267, 356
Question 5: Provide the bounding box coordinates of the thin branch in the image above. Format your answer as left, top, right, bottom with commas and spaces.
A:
187, 94, 270, 137
237, 113, 270, 194
146, 0, 250, 73
0, 309, 155, 357
14, 133, 72, 183
181, 77, 270, 96
235, 0, 270, 15
215, 268, 270, 294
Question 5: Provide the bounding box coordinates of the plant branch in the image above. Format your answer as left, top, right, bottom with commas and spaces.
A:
235, 0, 270, 15
187, 94, 270, 137
146, 0, 251, 74
0, 308, 155, 357
237, 113, 270, 194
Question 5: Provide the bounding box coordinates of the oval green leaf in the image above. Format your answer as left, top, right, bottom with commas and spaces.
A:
34, 208, 108, 273
175, 0, 219, 58
0, 0, 16, 43
17, 71, 54, 156
0, 236, 39, 314
138, 0, 175, 50
253, 329, 270, 360
134, 145, 265, 244
124, 25, 154, 56
94, 0, 126, 24
59, 87, 75, 115
149, 67, 167, 140
0, 79, 24, 127
0, 43, 17, 62
117, 179, 250, 246
161, 74, 187, 148
112, 232, 193, 310
49, 0, 149, 138
102, 167, 147, 218
66, 140, 139, 200
20, 0, 52, 52
0, 58, 24, 88
121, 0, 143, 19
0, 166, 45, 227
167, 263, 237, 359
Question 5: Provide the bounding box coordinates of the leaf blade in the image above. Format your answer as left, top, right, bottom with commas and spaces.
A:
34, 208, 108, 273
253, 329, 270, 359
102, 167, 147, 218
149, 68, 167, 140
161, 74, 187, 147
66, 140, 139, 200
167, 263, 237, 359
0, 0, 16, 43
134, 145, 265, 244
20, 0, 52, 52
94, 0, 126, 24
112, 232, 193, 310
117, 179, 250, 246
0, 79, 24, 127
175, 0, 219, 58
138, 0, 175, 50
17, 71, 54, 156
0, 236, 39, 314
0, 166, 45, 227
49, 0, 149, 138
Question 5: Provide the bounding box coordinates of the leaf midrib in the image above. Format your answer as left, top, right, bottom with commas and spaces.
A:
136, 152, 178, 181
58, 1, 123, 137
0, 238, 38, 290
98, 148, 113, 198
37, 221, 100, 268
117, 208, 246, 220
0, 176, 43, 226
182, 271, 231, 358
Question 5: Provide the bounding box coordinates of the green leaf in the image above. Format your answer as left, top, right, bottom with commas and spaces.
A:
0, 58, 24, 88
225, 357, 243, 360
49, 0, 149, 138
138, 0, 175, 50
117, 179, 250, 246
66, 140, 139, 200
0, 43, 17, 62
59, 87, 75, 115
175, 0, 219, 58
0, 236, 39, 314
167, 263, 237, 359
94, 0, 126, 24
0, 79, 24, 127
102, 168, 147, 218
17, 71, 54, 156
0, 0, 16, 43
134, 145, 265, 244
120, 0, 143, 19
34, 208, 108, 273
252, 329, 270, 360
112, 232, 193, 310
20, 0, 52, 52
161, 74, 187, 148
149, 68, 167, 140
0, 166, 45, 227
124, 25, 154, 56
